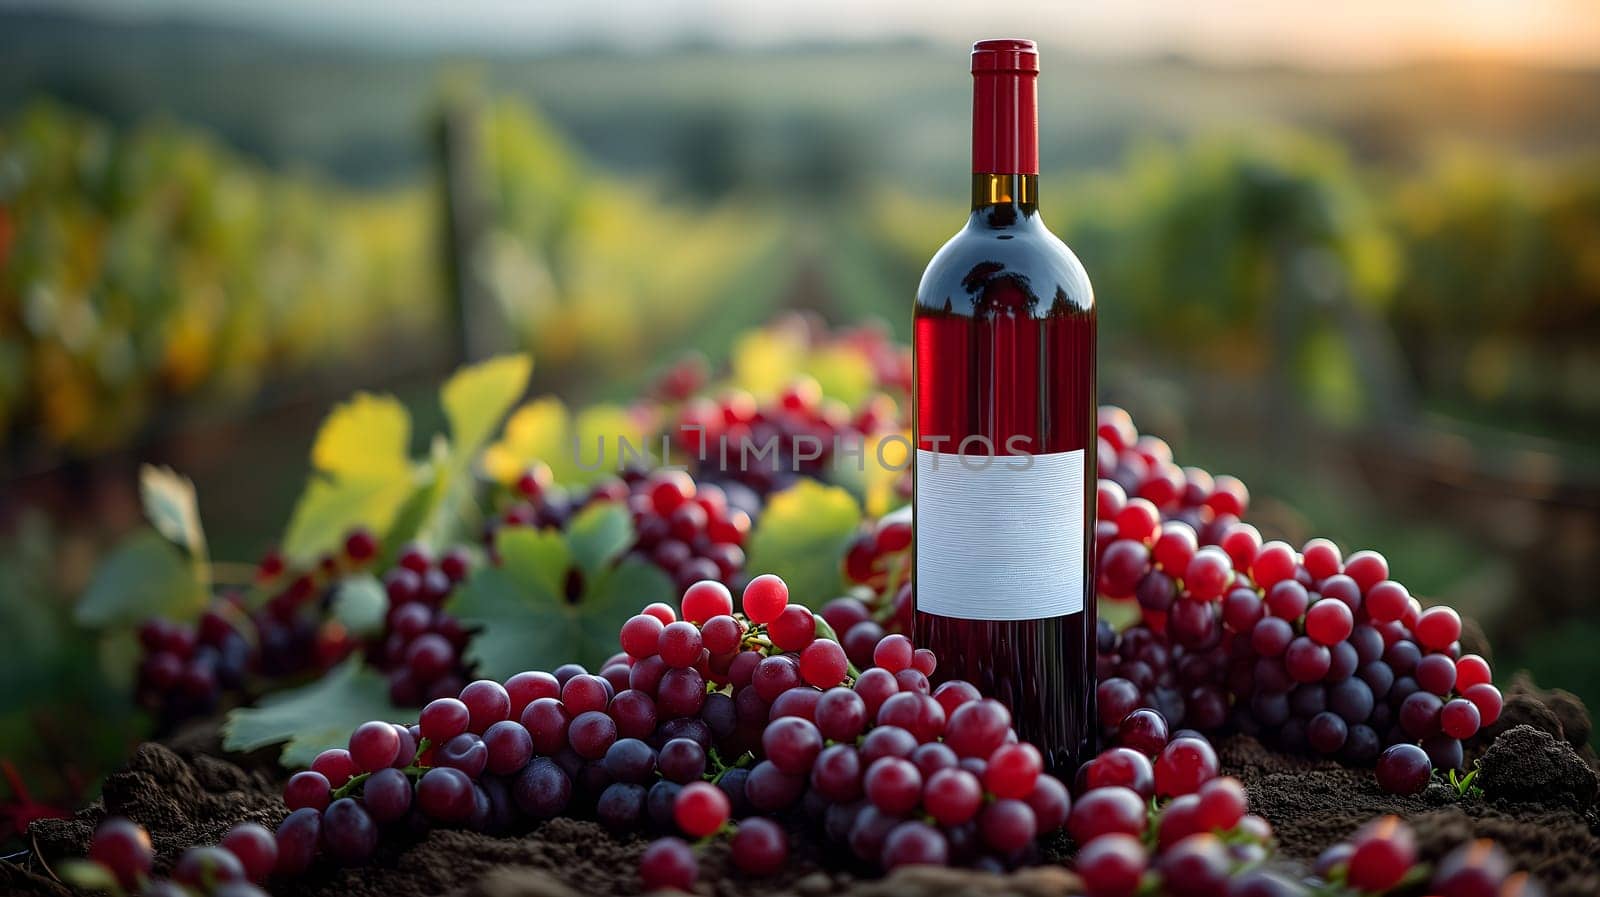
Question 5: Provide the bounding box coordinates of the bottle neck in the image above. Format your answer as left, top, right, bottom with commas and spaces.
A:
970, 65, 1038, 177
971, 173, 1038, 214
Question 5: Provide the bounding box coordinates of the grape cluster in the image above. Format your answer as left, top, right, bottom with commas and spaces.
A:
1064, 698, 1281, 897
1092, 407, 1503, 788
134, 608, 254, 726
494, 462, 757, 594
1312, 816, 1544, 897
80, 566, 1545, 897
366, 543, 475, 706
132, 529, 381, 727
673, 374, 902, 498
86, 573, 1077, 894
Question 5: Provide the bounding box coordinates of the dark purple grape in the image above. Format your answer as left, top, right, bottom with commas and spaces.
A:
1290, 684, 1327, 719
647, 780, 683, 830
657, 738, 707, 784
700, 692, 737, 741
513, 757, 572, 818
1341, 724, 1382, 764
1399, 692, 1444, 739
657, 716, 712, 750
417, 767, 477, 824
272, 808, 321, 877
848, 805, 901, 863
596, 782, 648, 832
603, 738, 658, 784
436, 733, 488, 779
1358, 662, 1395, 700
321, 798, 379, 866
1250, 692, 1291, 727
881, 820, 949, 869
1421, 734, 1464, 772
717, 767, 754, 818
1375, 743, 1432, 794
745, 760, 805, 812
1307, 712, 1348, 754
1329, 678, 1376, 724
362, 767, 414, 823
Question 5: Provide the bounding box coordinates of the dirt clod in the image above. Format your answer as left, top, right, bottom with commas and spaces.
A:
1479, 725, 1599, 811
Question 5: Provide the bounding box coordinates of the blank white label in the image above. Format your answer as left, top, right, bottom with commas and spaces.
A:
914, 448, 1085, 621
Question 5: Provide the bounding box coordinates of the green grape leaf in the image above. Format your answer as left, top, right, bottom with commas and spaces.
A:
139, 464, 207, 563
76, 529, 207, 627
450, 527, 671, 679
567, 502, 634, 579
331, 575, 388, 637
282, 393, 417, 566
223, 657, 401, 767
497, 526, 572, 602
409, 355, 533, 552
745, 480, 862, 609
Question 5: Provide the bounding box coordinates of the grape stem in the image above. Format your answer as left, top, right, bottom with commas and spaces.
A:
708, 751, 755, 782
331, 762, 430, 800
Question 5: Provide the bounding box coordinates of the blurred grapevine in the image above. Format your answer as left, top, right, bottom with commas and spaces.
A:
0, 101, 438, 457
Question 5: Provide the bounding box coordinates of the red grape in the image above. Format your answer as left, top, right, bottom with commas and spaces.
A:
1346, 815, 1416, 892
673, 781, 730, 838
1068, 786, 1147, 843
638, 837, 697, 891
923, 768, 983, 826
984, 742, 1043, 800
1154, 736, 1219, 797
88, 818, 154, 889
769, 604, 817, 652
1075, 832, 1147, 897
730, 816, 789, 876
1185, 547, 1233, 601
742, 574, 789, 624
978, 799, 1037, 853
349, 721, 401, 772
1415, 606, 1462, 651
1463, 683, 1503, 726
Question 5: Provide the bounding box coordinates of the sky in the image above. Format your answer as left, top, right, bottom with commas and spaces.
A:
9, 0, 1600, 68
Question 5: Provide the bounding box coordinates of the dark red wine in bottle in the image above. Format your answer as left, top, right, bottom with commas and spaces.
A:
912, 39, 1097, 772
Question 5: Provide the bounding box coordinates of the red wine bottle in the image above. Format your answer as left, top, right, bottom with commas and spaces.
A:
912, 39, 1097, 771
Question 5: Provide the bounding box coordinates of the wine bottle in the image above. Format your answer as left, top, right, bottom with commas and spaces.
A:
912, 39, 1097, 771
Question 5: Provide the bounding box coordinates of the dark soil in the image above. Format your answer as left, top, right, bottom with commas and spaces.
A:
9, 678, 1599, 897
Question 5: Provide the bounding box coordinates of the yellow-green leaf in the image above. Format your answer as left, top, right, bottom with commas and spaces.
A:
441, 353, 533, 457
282, 473, 418, 565
484, 397, 651, 486
745, 480, 863, 609
311, 392, 412, 479
730, 326, 807, 399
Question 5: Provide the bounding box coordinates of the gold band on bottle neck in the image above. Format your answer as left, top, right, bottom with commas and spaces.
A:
971, 173, 1038, 211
